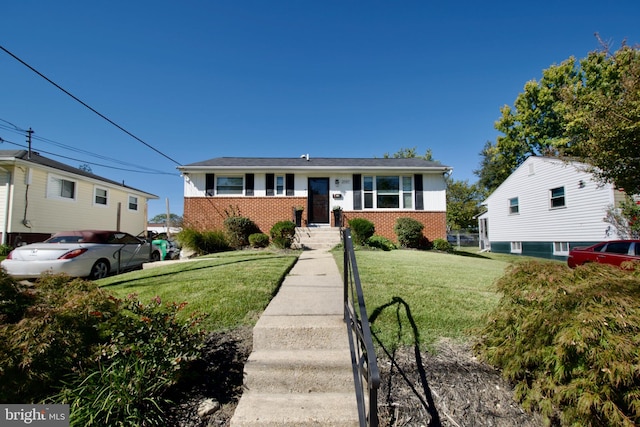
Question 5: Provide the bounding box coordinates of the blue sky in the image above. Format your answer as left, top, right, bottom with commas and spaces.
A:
2, 1, 639, 217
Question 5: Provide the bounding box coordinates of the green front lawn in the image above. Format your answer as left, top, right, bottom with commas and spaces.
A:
97, 250, 299, 331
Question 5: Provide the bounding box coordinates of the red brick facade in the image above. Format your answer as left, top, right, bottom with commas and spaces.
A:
184, 197, 446, 243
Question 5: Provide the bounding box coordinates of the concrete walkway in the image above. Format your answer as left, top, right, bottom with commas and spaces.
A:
230, 236, 359, 426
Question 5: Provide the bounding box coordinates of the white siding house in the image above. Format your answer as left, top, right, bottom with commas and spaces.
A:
0, 150, 158, 246
479, 156, 624, 259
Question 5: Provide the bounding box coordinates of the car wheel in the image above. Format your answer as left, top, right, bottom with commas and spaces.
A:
89, 260, 110, 279
151, 251, 161, 262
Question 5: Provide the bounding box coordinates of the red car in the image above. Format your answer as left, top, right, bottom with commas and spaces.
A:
567, 240, 640, 268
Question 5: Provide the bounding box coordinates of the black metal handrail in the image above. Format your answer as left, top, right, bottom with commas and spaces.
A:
343, 228, 380, 427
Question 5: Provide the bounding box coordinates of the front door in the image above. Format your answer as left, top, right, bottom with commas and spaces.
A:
308, 178, 329, 224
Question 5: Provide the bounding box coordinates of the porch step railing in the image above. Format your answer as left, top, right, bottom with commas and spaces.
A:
342, 228, 380, 427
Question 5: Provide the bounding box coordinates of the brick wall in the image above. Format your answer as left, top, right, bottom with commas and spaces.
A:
184, 197, 307, 233
184, 197, 446, 242
342, 211, 446, 242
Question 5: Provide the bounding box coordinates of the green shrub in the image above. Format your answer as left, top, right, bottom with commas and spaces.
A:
223, 216, 260, 249
366, 235, 396, 251
270, 221, 297, 249
393, 217, 425, 248
476, 261, 640, 427
176, 228, 229, 255
0, 244, 13, 256
348, 218, 375, 246
432, 238, 452, 252
0, 273, 120, 402
57, 295, 204, 426
249, 233, 270, 248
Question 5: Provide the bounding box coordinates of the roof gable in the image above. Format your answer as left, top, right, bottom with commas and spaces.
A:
0, 150, 157, 198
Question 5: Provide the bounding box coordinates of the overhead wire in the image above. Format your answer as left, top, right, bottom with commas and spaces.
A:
0, 135, 178, 176
0, 44, 183, 167
0, 118, 173, 175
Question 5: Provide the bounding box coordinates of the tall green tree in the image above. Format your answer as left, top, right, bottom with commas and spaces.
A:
476, 58, 580, 193
476, 41, 640, 194
564, 44, 640, 194
445, 178, 484, 231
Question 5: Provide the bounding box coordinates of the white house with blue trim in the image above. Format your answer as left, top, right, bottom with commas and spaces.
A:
479, 156, 625, 260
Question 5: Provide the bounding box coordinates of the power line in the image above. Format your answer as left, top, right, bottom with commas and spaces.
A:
0, 119, 172, 174
0, 135, 178, 176
0, 44, 183, 166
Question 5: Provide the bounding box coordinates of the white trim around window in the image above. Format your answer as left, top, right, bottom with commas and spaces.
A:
550, 186, 566, 209
553, 242, 570, 255
216, 176, 244, 195
94, 186, 109, 207
510, 241, 522, 254
508, 197, 519, 215
47, 173, 77, 201
362, 175, 413, 209
128, 195, 139, 211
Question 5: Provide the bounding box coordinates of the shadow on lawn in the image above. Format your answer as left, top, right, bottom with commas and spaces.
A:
99, 255, 295, 289
369, 297, 442, 427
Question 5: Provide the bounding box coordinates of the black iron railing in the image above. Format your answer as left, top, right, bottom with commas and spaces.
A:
343, 228, 380, 427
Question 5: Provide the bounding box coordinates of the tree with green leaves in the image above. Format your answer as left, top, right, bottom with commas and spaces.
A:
446, 178, 484, 231
383, 147, 439, 162
149, 213, 183, 227
476, 40, 640, 195
563, 43, 640, 194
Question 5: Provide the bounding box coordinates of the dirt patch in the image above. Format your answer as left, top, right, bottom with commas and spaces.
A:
167, 330, 542, 427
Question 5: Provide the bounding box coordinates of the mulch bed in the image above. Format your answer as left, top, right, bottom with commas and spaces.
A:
166, 330, 543, 427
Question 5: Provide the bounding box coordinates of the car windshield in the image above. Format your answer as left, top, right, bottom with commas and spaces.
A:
46, 235, 85, 243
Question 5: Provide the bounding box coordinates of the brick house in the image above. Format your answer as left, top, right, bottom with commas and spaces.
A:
178, 156, 451, 242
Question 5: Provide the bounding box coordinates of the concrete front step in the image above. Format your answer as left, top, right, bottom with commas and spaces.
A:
253, 315, 349, 351
230, 392, 359, 427
243, 349, 354, 393
295, 227, 342, 250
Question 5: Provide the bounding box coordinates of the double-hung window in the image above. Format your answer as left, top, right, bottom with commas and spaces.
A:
128, 195, 139, 211
550, 186, 566, 209
94, 187, 108, 206
509, 197, 519, 214
47, 174, 76, 200
216, 176, 243, 195
276, 175, 284, 195
362, 175, 413, 209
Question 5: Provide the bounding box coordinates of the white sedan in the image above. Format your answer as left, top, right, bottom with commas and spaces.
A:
1, 230, 162, 280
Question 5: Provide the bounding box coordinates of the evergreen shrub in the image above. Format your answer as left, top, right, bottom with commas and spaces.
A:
393, 217, 425, 248
347, 218, 375, 246
476, 261, 640, 427
176, 228, 229, 255
367, 235, 396, 251
432, 238, 453, 252
223, 216, 260, 248
270, 221, 297, 249
249, 233, 270, 248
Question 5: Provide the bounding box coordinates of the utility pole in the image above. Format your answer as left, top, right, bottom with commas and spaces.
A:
26, 128, 33, 159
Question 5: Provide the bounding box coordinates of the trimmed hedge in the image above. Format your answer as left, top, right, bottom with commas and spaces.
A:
476, 261, 640, 426
270, 221, 297, 249
393, 217, 425, 248
348, 218, 375, 246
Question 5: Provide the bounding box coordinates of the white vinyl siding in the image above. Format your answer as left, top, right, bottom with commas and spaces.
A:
482, 157, 618, 243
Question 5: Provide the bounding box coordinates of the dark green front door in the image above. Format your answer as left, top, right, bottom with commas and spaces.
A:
308, 178, 329, 224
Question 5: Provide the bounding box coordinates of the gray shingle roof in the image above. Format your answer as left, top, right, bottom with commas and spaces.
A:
0, 150, 158, 198
180, 156, 451, 171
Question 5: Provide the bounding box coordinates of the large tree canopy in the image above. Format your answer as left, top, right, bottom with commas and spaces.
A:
476, 41, 640, 194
